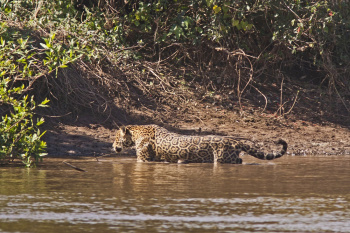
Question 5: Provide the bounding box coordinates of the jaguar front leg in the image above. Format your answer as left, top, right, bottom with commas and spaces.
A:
135, 138, 156, 162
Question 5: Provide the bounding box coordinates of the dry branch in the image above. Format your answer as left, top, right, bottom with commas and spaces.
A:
62, 161, 87, 172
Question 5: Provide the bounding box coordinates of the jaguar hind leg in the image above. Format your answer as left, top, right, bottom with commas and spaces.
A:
214, 150, 242, 164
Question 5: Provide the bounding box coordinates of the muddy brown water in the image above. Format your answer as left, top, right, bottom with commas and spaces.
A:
0, 155, 349, 233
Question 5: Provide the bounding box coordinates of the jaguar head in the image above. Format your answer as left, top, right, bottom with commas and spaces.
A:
112, 127, 135, 153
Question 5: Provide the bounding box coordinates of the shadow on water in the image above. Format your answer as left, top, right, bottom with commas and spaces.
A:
0, 156, 350, 233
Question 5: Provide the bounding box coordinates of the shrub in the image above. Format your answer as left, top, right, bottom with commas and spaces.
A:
0, 2, 83, 166
0, 78, 49, 167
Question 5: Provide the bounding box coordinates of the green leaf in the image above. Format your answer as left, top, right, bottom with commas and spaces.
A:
36, 118, 45, 126
213, 5, 222, 14
173, 25, 183, 40
40, 43, 48, 49
232, 19, 240, 27
38, 98, 50, 107
291, 19, 295, 26
246, 23, 253, 31
240, 21, 248, 30
206, 0, 213, 7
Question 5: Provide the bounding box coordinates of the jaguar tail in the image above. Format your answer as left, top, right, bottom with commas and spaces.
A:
243, 139, 288, 160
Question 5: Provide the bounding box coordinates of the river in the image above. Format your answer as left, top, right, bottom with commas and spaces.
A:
0, 155, 349, 232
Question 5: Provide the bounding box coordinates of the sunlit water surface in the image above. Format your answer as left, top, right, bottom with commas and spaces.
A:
0, 156, 349, 233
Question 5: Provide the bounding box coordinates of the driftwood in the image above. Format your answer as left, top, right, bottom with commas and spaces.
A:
62, 161, 86, 172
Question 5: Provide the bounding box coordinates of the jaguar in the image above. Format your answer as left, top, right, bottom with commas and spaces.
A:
112, 124, 287, 164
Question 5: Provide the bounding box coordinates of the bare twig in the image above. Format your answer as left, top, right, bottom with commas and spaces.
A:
251, 85, 268, 112
285, 90, 299, 115
62, 161, 86, 172
279, 76, 284, 116
32, 0, 43, 19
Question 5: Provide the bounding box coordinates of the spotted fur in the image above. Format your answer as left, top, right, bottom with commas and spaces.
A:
112, 125, 287, 164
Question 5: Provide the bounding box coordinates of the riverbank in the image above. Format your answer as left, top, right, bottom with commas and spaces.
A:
43, 96, 350, 158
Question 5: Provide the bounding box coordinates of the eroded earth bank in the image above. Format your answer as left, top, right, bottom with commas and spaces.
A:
43, 90, 350, 159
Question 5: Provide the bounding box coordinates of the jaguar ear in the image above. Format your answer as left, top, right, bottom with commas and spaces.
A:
120, 126, 131, 136
125, 128, 132, 135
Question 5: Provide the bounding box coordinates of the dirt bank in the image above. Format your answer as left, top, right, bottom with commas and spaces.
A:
43, 99, 350, 158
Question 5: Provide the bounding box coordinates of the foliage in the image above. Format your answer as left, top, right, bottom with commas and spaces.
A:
69, 0, 349, 99
0, 78, 49, 167
0, 3, 83, 166
3, 0, 348, 82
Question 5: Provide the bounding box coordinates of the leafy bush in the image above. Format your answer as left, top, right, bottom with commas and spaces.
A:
124, 0, 349, 84
62, 0, 349, 103
0, 20, 50, 166
0, 2, 84, 166
0, 79, 49, 167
